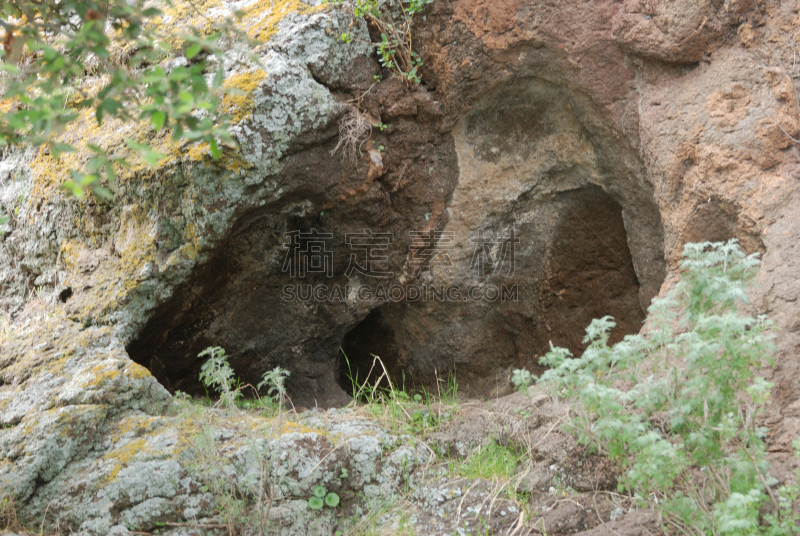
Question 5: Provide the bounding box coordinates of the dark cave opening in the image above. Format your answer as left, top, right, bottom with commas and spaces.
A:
336, 308, 403, 397
331, 185, 650, 399
538, 185, 645, 358
126, 183, 653, 405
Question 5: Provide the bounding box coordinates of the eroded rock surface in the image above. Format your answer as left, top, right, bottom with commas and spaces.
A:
2, 0, 800, 534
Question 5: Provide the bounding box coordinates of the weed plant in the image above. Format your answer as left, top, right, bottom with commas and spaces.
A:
339, 350, 457, 435
516, 240, 798, 535
175, 347, 292, 535
326, 0, 433, 86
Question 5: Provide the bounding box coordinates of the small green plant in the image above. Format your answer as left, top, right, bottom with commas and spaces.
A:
327, 0, 433, 85
340, 350, 453, 434
308, 485, 340, 510
438, 368, 459, 404
258, 367, 290, 407
186, 351, 296, 534
510, 369, 533, 391
763, 439, 800, 535
326, 492, 340, 507
532, 240, 789, 535
198, 346, 241, 410
454, 438, 522, 482
377, 144, 385, 152
376, 121, 388, 132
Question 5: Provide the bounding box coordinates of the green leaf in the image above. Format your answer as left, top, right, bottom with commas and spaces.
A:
169, 68, 190, 82
185, 44, 202, 59
50, 143, 77, 159
151, 111, 167, 131
324, 492, 339, 507
209, 138, 220, 160
62, 171, 95, 199
86, 156, 107, 173
90, 183, 114, 201
312, 485, 326, 498
1, 4, 22, 18
0, 63, 20, 75
96, 99, 121, 125
143, 67, 167, 83
308, 496, 323, 510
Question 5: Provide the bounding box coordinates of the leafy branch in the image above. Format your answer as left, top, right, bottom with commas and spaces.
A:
0, 0, 239, 199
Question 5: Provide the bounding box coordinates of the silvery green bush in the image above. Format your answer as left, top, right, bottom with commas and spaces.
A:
532, 241, 797, 535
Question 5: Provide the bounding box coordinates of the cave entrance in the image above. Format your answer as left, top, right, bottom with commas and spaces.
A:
331, 185, 649, 400
336, 308, 403, 397
538, 185, 645, 357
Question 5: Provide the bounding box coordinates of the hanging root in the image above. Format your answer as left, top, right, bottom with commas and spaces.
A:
331, 106, 372, 164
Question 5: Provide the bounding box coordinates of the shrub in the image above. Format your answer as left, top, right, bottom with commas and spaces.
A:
530, 240, 792, 534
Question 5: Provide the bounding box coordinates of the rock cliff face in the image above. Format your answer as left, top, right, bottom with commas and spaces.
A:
2, 0, 800, 533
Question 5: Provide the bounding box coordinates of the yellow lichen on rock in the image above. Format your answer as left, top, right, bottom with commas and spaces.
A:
149, 0, 229, 49
220, 70, 268, 124
277, 419, 322, 436
29, 111, 181, 204
86, 366, 122, 391
102, 438, 148, 483
108, 414, 163, 443
153, 0, 322, 48
56, 204, 163, 322
115, 205, 157, 282
0, 98, 17, 114
24, 0, 325, 220
124, 362, 152, 381
242, 0, 317, 43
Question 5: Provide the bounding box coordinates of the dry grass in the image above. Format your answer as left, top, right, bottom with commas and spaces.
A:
0, 315, 12, 341
0, 493, 23, 533
331, 106, 373, 164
